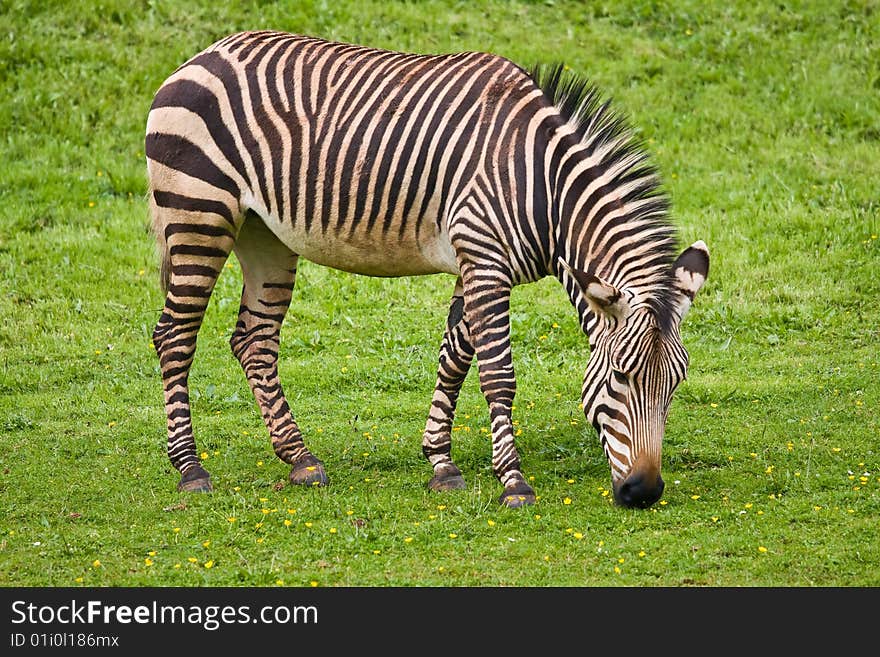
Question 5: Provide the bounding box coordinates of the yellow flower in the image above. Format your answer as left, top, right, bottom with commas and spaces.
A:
329, 527, 337, 534
310, 581, 318, 587
172, 527, 180, 533
275, 579, 284, 586
204, 560, 214, 569
202, 540, 210, 547
614, 566, 621, 574
758, 546, 768, 553
573, 532, 583, 540
448, 533, 457, 539
187, 557, 198, 563
144, 558, 153, 566
200, 452, 208, 460
404, 537, 413, 543
304, 522, 313, 528
92, 560, 101, 568
563, 497, 572, 505
75, 576, 84, 583
148, 550, 156, 556
227, 517, 236, 523
283, 519, 292, 527
691, 495, 700, 500
487, 519, 496, 526
638, 550, 646, 557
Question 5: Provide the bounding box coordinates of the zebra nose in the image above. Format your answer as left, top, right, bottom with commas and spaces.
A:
614, 473, 664, 509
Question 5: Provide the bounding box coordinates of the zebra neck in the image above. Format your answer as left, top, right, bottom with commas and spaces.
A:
549, 141, 677, 321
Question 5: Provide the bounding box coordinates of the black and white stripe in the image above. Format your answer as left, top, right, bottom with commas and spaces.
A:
146, 31, 708, 507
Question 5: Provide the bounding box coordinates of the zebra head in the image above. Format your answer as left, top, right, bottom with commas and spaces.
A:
559, 240, 709, 508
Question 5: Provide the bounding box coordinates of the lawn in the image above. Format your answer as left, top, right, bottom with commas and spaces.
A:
0, 0, 877, 587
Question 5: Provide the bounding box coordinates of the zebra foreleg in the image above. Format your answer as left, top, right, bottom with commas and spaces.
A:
230, 213, 328, 488
461, 266, 536, 508
423, 278, 473, 492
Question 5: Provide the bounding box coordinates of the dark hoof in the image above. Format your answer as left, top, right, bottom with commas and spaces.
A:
289, 456, 329, 487
498, 481, 536, 508
427, 465, 466, 492
178, 466, 212, 493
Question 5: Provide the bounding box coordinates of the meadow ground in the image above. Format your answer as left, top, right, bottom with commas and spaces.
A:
0, 1, 878, 587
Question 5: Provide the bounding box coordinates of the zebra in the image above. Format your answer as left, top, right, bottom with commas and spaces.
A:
145, 30, 709, 509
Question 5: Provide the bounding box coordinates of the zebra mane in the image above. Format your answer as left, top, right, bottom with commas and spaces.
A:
528, 62, 680, 333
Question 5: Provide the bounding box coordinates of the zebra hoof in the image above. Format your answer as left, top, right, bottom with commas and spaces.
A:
427, 465, 466, 492
289, 457, 329, 487
498, 481, 536, 508
178, 466, 213, 493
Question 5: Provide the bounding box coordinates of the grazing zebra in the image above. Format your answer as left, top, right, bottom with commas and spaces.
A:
146, 31, 709, 509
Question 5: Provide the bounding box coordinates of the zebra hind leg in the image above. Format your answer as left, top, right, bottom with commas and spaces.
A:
230, 212, 328, 488
422, 278, 472, 492
150, 196, 238, 493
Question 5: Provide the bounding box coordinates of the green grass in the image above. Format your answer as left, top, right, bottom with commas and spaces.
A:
1, 0, 878, 587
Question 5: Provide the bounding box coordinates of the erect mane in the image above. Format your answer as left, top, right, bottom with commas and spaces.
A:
528, 63, 680, 333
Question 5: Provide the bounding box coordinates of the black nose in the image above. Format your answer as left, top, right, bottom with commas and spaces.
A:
614, 473, 664, 509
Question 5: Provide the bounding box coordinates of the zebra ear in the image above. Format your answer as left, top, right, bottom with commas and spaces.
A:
558, 258, 631, 320
670, 240, 710, 320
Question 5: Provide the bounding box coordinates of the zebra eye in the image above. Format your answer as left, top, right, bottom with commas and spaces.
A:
611, 369, 628, 384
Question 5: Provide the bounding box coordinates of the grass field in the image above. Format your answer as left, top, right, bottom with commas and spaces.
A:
1, 0, 878, 587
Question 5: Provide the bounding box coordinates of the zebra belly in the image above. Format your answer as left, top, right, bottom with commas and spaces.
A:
262, 214, 460, 277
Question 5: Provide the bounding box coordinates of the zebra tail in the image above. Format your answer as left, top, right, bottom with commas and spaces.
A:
147, 186, 171, 294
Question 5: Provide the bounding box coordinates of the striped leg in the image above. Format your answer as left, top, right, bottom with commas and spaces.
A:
151, 202, 236, 493
423, 277, 473, 491
230, 213, 328, 487
461, 264, 536, 507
